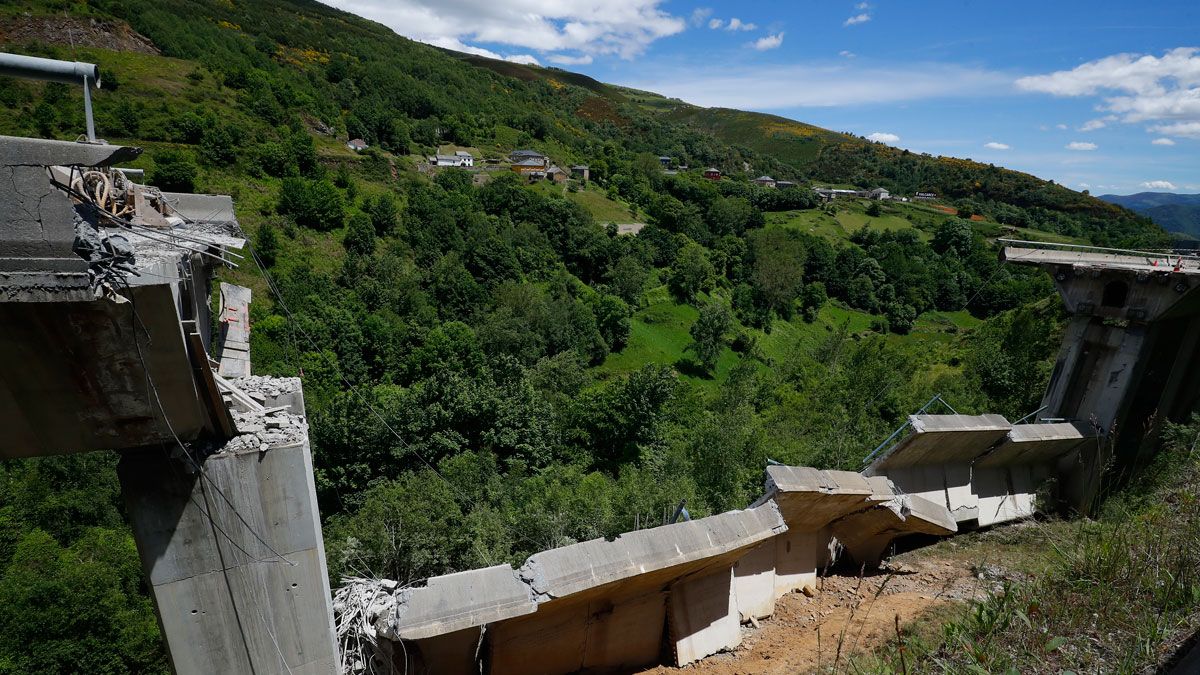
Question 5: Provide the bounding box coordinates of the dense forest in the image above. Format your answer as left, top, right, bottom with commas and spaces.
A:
0, 0, 1167, 671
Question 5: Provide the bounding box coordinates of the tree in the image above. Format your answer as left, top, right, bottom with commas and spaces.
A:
608, 256, 649, 305
150, 150, 198, 193
933, 220, 974, 256
255, 221, 281, 267
668, 242, 715, 301
592, 294, 632, 352
884, 301, 917, 334
799, 281, 828, 322
344, 213, 376, 256
365, 193, 400, 236
707, 197, 757, 237
748, 228, 806, 317
278, 178, 346, 230
687, 301, 732, 374
865, 200, 883, 217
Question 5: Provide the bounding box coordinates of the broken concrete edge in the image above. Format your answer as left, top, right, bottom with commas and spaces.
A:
975, 421, 1099, 468
908, 413, 1011, 434
762, 465, 875, 499
901, 494, 959, 535
0, 134, 141, 167
518, 501, 787, 603
373, 565, 537, 641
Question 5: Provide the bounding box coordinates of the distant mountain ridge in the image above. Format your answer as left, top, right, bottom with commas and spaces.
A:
1099, 193, 1200, 238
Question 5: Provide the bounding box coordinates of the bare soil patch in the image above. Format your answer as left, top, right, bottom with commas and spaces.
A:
636, 551, 1010, 675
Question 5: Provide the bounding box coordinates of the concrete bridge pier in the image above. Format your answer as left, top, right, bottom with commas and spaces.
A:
118, 387, 339, 675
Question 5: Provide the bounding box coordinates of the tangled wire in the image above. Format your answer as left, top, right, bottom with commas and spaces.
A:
333, 578, 402, 675
71, 168, 134, 218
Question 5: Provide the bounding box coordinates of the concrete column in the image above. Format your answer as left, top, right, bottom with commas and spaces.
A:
732, 540, 775, 621
773, 528, 825, 599
668, 566, 740, 666
119, 427, 338, 674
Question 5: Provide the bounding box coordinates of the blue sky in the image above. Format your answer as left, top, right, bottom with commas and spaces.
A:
323, 0, 1200, 195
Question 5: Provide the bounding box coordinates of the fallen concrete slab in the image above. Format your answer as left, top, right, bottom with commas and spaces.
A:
976, 421, 1097, 469
519, 502, 785, 602
752, 466, 878, 601
368, 565, 535, 675
868, 414, 1012, 470
488, 503, 786, 675
762, 465, 876, 523
831, 492, 957, 567
968, 423, 1096, 527
866, 414, 1012, 523
376, 565, 536, 642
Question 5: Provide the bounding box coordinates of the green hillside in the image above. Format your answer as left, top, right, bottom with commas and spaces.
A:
0, 0, 1176, 671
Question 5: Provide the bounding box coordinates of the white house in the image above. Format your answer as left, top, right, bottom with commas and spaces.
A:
346, 138, 368, 151
433, 151, 474, 167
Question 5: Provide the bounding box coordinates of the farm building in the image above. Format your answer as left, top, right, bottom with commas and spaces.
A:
432, 150, 474, 167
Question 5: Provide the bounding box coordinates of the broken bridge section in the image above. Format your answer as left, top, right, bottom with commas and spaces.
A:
0, 133, 339, 674
352, 466, 965, 675
866, 413, 1011, 523
1003, 241, 1200, 511
864, 413, 1098, 529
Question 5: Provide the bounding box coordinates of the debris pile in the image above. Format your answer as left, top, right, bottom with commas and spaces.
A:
233, 375, 304, 402
223, 407, 307, 453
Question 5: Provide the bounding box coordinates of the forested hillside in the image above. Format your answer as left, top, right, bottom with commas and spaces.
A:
0, 0, 1165, 671
1100, 192, 1200, 238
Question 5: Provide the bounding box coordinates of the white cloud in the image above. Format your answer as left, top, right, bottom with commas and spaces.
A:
1078, 118, 1108, 132
320, 0, 685, 61
1017, 48, 1200, 139
867, 132, 900, 143
1149, 121, 1200, 138
622, 62, 1012, 109
708, 18, 723, 29
752, 33, 784, 51
855, 1, 870, 9
1066, 141, 1098, 150
1055, 123, 1068, 130
839, 50, 856, 59
426, 36, 541, 64
725, 17, 757, 31
1152, 137, 1177, 145
549, 53, 594, 65
844, 12, 871, 26
1141, 180, 1177, 189
690, 7, 712, 26
984, 141, 1010, 150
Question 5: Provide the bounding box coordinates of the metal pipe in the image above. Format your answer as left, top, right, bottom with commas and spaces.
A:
0, 52, 100, 86
0, 53, 101, 142
1013, 404, 1049, 425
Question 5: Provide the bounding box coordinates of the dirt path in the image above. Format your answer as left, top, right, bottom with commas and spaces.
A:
637, 553, 1002, 675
